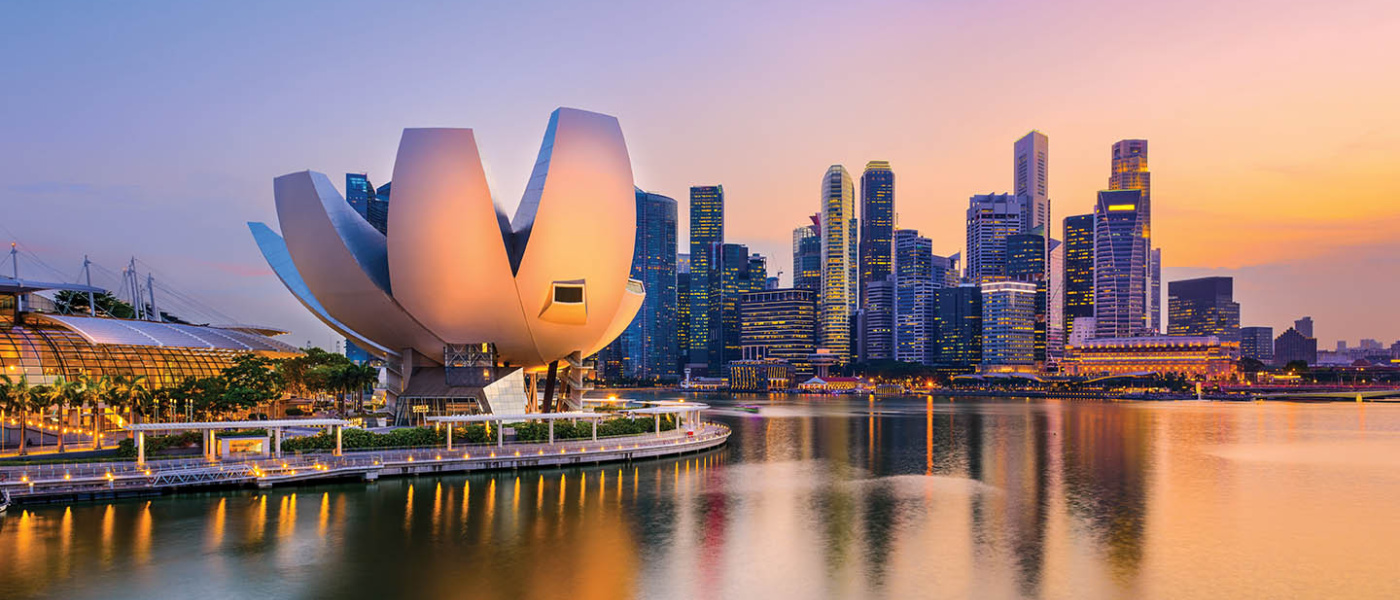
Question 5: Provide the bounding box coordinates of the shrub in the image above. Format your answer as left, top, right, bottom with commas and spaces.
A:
114, 431, 205, 458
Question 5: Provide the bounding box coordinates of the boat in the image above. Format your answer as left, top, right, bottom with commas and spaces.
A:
0, 490, 10, 514
735, 405, 761, 414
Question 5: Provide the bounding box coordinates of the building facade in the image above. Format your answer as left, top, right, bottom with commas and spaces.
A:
859, 279, 895, 362
1107, 140, 1156, 333
1007, 229, 1048, 364
1167, 276, 1240, 343
1093, 189, 1150, 339
676, 253, 690, 373
740, 288, 817, 376
859, 161, 895, 306
346, 173, 375, 219
1014, 131, 1050, 234
894, 229, 934, 364
981, 281, 1038, 371
688, 185, 724, 369
934, 284, 982, 368
707, 242, 751, 373
966, 193, 1024, 283
1061, 335, 1239, 381
819, 166, 856, 362
1240, 326, 1274, 363
602, 189, 678, 381
1274, 327, 1318, 366
1063, 214, 1095, 343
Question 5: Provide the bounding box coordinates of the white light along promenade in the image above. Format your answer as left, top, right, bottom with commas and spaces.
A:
0, 404, 727, 504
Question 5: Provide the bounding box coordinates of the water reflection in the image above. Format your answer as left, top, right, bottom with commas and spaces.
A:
4, 398, 1400, 599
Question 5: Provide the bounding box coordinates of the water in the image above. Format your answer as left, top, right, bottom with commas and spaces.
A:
4, 395, 1400, 599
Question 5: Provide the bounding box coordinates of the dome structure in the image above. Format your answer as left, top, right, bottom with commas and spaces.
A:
249, 107, 645, 374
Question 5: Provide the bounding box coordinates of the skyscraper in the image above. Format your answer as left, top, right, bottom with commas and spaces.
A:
1241, 326, 1274, 362
819, 166, 856, 362
346, 173, 374, 218
894, 229, 934, 364
688, 185, 724, 369
366, 181, 391, 235
859, 280, 895, 362
1108, 140, 1156, 333
1063, 214, 1095, 343
1274, 327, 1317, 366
859, 161, 895, 306
605, 189, 678, 381
1007, 229, 1048, 364
676, 253, 690, 373
934, 284, 982, 369
1047, 238, 1065, 363
981, 281, 1038, 370
966, 193, 1024, 283
793, 216, 823, 293
740, 289, 818, 376
707, 242, 751, 373
1167, 276, 1240, 344
1093, 189, 1150, 339
747, 253, 768, 294
1013, 131, 1050, 234
1294, 316, 1314, 339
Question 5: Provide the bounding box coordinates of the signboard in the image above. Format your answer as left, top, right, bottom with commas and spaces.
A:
411, 405, 430, 414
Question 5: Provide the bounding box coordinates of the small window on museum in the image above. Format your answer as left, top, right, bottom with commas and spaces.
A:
554, 285, 584, 304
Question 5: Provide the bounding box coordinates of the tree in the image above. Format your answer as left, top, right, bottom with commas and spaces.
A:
52, 290, 138, 319
26, 383, 54, 454
81, 375, 110, 449
1284, 360, 1310, 376
1238, 357, 1267, 373
50, 376, 81, 453
0, 375, 32, 455
107, 374, 150, 434
220, 354, 285, 416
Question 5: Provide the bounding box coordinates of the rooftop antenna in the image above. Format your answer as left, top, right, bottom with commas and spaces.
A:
83, 255, 96, 316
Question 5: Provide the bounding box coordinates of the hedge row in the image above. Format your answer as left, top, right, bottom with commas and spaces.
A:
512, 416, 676, 443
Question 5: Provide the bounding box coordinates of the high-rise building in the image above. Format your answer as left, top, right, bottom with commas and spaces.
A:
819, 166, 856, 362
1294, 316, 1314, 339
1047, 238, 1065, 363
859, 279, 895, 362
859, 161, 895, 307
1167, 277, 1240, 344
603, 189, 678, 381
707, 242, 751, 373
747, 253, 768, 294
793, 216, 823, 293
932, 253, 959, 288
981, 281, 1038, 370
966, 193, 1024, 282
1063, 214, 1095, 342
1007, 229, 1048, 364
676, 254, 690, 373
894, 229, 934, 364
346, 173, 375, 218
1241, 326, 1274, 362
934, 284, 983, 368
1093, 189, 1150, 339
740, 288, 818, 376
1013, 131, 1050, 234
1108, 140, 1156, 333
1274, 327, 1317, 366
688, 185, 724, 369
367, 181, 391, 235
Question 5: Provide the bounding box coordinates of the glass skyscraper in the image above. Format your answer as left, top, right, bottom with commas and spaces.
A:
1167, 276, 1240, 344
966, 193, 1023, 283
741, 289, 819, 376
934, 284, 982, 369
676, 254, 690, 374
1093, 189, 1150, 338
981, 281, 1038, 370
819, 166, 855, 363
346, 173, 374, 219
1013, 131, 1050, 234
688, 185, 724, 370
604, 189, 678, 381
894, 229, 934, 364
859, 161, 895, 304
1007, 229, 1047, 364
1063, 214, 1095, 341
1240, 326, 1274, 362
707, 242, 752, 373
1108, 140, 1156, 332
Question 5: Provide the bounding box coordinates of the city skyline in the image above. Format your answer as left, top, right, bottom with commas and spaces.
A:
4, 1, 1398, 349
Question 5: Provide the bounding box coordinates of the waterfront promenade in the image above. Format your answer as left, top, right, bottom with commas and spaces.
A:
0, 422, 730, 504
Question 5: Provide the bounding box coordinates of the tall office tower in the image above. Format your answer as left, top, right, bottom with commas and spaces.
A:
1093, 189, 1150, 338
1167, 276, 1241, 343
765, 277, 780, 290
606, 189, 678, 381
688, 185, 724, 369
707, 242, 751, 373
1047, 238, 1064, 362
894, 229, 934, 364
1294, 316, 1313, 339
981, 281, 1039, 370
367, 181, 391, 235
676, 254, 691, 373
747, 253, 768, 294
1240, 326, 1275, 362
859, 161, 895, 307
966, 193, 1024, 282
932, 254, 959, 288
346, 173, 375, 218
1014, 131, 1050, 234
859, 279, 895, 361
740, 289, 818, 376
1007, 228, 1047, 365
1273, 327, 1317, 366
819, 166, 856, 362
793, 216, 823, 293
1108, 140, 1155, 333
934, 284, 983, 368
1063, 214, 1095, 341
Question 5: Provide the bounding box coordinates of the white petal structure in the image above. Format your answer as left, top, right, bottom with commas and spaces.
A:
250, 107, 644, 372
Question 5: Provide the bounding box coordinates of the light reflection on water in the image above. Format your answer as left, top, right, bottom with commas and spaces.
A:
2, 396, 1400, 599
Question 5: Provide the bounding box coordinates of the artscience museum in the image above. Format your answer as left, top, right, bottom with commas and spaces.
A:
250, 108, 645, 422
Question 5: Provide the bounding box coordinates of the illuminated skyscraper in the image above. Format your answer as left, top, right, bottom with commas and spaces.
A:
346, 172, 374, 218
981, 281, 1038, 370
1108, 140, 1156, 332
819, 166, 856, 362
934, 284, 982, 368
1063, 214, 1094, 341
747, 253, 768, 294
1167, 277, 1240, 344
859, 161, 895, 305
740, 289, 818, 376
966, 193, 1023, 282
793, 215, 822, 293
1240, 326, 1274, 362
1014, 131, 1050, 234
708, 242, 751, 373
1007, 228, 1047, 365
367, 182, 391, 235
676, 253, 690, 373
1093, 189, 1150, 338
602, 189, 678, 381
894, 229, 934, 364
688, 185, 724, 369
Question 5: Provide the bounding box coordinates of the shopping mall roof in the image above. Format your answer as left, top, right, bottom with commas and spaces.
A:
30, 313, 299, 354
0, 276, 105, 295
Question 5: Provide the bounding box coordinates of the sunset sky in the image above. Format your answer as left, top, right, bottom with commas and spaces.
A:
3, 0, 1397, 349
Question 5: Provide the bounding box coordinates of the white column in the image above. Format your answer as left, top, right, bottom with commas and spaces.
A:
591, 419, 598, 441
446, 423, 453, 451
549, 420, 555, 445
273, 428, 282, 458
496, 420, 503, 447
136, 431, 146, 465
210, 432, 218, 460
334, 425, 342, 456
655, 415, 661, 437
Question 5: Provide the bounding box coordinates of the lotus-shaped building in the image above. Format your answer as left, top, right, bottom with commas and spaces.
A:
250, 108, 644, 416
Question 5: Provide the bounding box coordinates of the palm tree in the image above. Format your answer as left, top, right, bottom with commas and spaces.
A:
26, 383, 53, 454
84, 375, 110, 449
0, 375, 30, 455
109, 374, 150, 435
47, 376, 73, 453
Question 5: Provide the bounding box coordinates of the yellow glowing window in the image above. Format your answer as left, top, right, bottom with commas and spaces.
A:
1107, 204, 1137, 212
